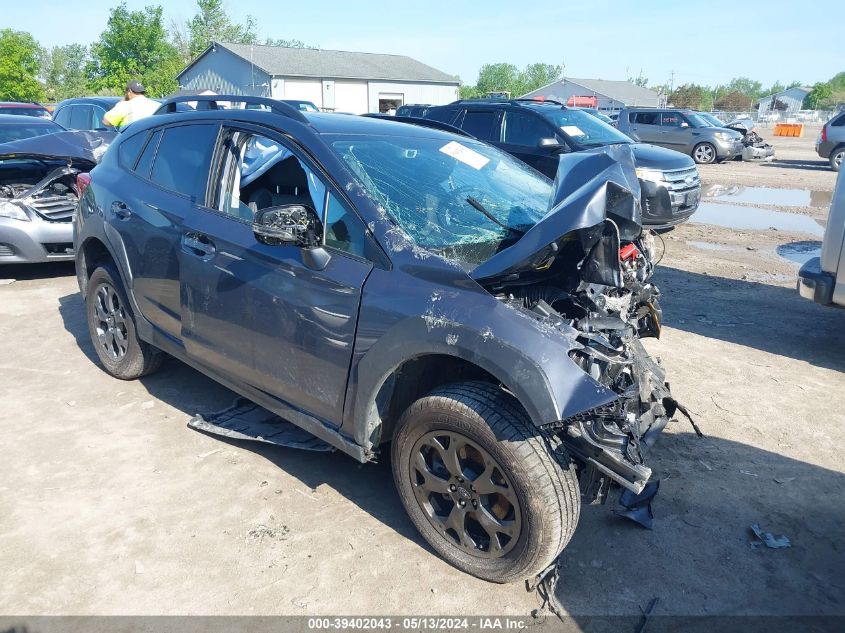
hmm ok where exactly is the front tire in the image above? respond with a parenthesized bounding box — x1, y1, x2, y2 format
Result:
(693, 142, 717, 164)
(830, 146, 844, 172)
(85, 264, 163, 380)
(391, 381, 580, 583)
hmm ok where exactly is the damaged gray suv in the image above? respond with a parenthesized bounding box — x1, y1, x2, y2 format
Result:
(74, 96, 686, 583)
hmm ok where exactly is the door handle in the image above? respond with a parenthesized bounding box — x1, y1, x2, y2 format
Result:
(182, 233, 216, 258)
(111, 201, 131, 220)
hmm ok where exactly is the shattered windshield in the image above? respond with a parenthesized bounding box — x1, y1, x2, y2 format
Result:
(544, 108, 632, 147)
(329, 134, 552, 265)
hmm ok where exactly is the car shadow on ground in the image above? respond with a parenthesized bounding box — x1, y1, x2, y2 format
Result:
(551, 431, 845, 620)
(55, 286, 845, 620)
(0, 261, 75, 281)
(760, 159, 832, 172)
(56, 290, 428, 551)
(655, 266, 845, 372)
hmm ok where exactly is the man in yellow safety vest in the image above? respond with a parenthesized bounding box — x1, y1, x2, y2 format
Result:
(102, 80, 159, 131)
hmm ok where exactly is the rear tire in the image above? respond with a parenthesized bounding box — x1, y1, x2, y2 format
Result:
(85, 264, 163, 380)
(391, 381, 580, 583)
(693, 142, 717, 164)
(830, 146, 844, 172)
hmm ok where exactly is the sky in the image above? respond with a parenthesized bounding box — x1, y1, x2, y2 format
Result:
(7, 0, 844, 89)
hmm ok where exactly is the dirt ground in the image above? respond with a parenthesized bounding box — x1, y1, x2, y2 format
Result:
(1, 127, 843, 623)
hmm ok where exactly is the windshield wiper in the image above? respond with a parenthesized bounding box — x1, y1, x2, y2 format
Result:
(466, 196, 525, 237)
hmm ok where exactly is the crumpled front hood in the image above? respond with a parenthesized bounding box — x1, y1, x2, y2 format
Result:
(0, 130, 116, 170)
(471, 144, 642, 281)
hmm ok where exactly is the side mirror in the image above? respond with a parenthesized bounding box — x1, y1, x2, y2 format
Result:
(538, 137, 565, 153)
(252, 204, 323, 248)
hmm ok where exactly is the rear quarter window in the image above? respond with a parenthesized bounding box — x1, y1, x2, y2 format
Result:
(118, 132, 149, 170)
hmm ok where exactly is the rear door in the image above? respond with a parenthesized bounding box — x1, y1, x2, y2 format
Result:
(178, 124, 374, 426)
(499, 109, 565, 178)
(627, 111, 662, 144)
(107, 122, 220, 342)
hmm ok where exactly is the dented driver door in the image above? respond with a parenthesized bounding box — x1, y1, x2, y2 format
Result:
(179, 125, 372, 427)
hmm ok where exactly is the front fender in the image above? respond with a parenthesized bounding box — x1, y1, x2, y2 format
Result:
(346, 285, 619, 447)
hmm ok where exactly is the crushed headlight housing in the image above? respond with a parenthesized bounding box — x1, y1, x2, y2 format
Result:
(0, 200, 30, 222)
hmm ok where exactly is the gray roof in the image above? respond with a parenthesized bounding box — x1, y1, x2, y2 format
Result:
(190, 42, 459, 84)
(522, 77, 660, 103)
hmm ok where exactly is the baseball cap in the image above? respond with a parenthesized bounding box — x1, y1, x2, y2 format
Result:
(126, 80, 146, 94)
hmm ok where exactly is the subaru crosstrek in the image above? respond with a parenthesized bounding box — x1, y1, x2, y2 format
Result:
(74, 96, 686, 583)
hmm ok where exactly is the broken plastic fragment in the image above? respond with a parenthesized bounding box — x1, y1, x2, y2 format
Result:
(750, 523, 791, 549)
(615, 480, 660, 529)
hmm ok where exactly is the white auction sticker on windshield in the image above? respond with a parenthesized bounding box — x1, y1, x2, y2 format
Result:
(561, 125, 585, 137)
(439, 141, 489, 170)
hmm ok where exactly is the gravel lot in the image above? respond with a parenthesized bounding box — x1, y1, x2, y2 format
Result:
(1, 126, 843, 622)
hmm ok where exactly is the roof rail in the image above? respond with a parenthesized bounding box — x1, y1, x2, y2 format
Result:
(512, 97, 565, 106)
(362, 113, 475, 138)
(446, 98, 566, 107)
(153, 95, 309, 123)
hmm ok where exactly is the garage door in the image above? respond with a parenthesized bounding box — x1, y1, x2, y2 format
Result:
(334, 81, 368, 114)
(284, 80, 323, 109)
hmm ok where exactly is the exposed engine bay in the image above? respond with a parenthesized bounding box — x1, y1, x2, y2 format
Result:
(481, 220, 699, 505)
(0, 163, 81, 222)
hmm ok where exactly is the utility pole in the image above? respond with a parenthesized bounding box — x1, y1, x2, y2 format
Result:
(669, 70, 675, 94)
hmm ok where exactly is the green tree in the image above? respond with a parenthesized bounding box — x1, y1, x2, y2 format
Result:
(520, 63, 563, 94)
(43, 44, 89, 102)
(264, 37, 317, 49)
(468, 62, 562, 99)
(186, 0, 257, 58)
(805, 82, 833, 109)
(668, 84, 705, 110)
(0, 29, 44, 102)
(715, 90, 753, 111)
(725, 77, 763, 100)
(87, 3, 181, 97)
(627, 70, 648, 88)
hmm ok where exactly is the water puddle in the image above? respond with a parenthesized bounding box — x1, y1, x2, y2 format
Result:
(692, 202, 825, 237)
(701, 184, 832, 208)
(777, 241, 822, 265)
(686, 240, 732, 252)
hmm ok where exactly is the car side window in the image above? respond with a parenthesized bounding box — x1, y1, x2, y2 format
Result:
(69, 106, 90, 130)
(832, 114, 845, 127)
(425, 108, 458, 124)
(325, 193, 367, 258)
(459, 110, 500, 141)
(134, 130, 161, 179)
(502, 111, 551, 147)
(150, 124, 219, 203)
(91, 106, 107, 129)
(118, 132, 149, 170)
(53, 107, 71, 128)
(632, 112, 660, 125)
(216, 131, 327, 223)
(661, 112, 683, 127)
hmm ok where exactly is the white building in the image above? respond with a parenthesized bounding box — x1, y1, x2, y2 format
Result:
(757, 86, 812, 117)
(521, 77, 663, 112)
(177, 42, 460, 114)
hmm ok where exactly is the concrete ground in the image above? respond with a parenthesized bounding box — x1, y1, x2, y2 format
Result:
(1, 127, 843, 621)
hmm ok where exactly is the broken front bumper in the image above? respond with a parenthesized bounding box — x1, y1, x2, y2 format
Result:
(548, 339, 696, 498)
(0, 213, 75, 264)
